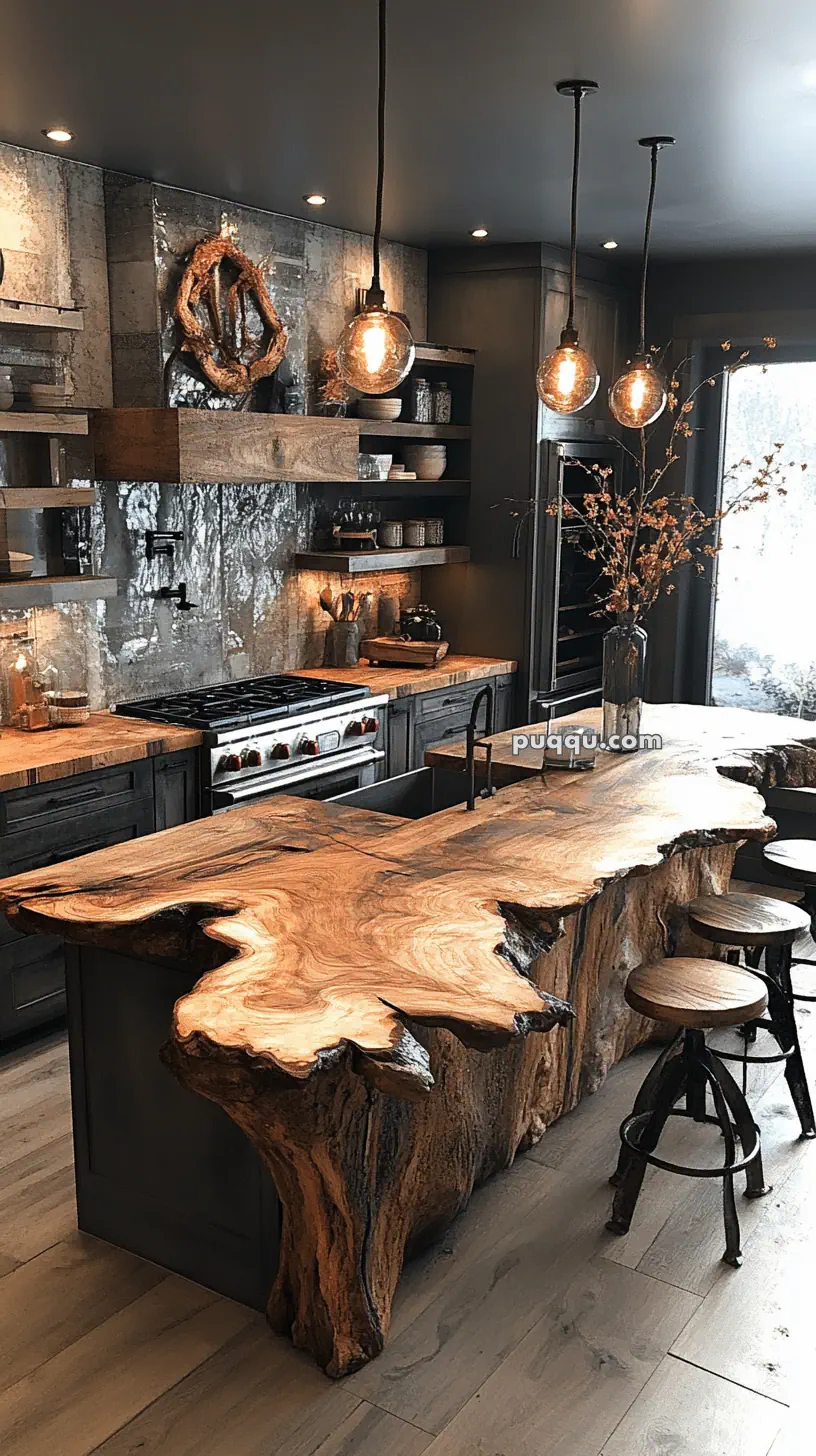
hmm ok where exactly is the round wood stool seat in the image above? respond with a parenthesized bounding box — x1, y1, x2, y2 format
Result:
(625, 957, 768, 1030)
(687, 892, 810, 948)
(764, 839, 816, 886)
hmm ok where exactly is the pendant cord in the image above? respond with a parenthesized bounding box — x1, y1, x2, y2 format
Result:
(638, 143, 659, 356)
(566, 88, 582, 333)
(371, 0, 387, 292)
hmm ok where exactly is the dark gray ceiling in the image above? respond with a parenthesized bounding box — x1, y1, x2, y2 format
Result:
(2, 0, 815, 256)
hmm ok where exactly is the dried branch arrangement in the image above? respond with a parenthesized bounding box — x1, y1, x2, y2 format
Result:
(544, 342, 807, 623)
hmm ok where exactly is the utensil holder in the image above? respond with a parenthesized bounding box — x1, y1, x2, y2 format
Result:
(324, 621, 360, 668)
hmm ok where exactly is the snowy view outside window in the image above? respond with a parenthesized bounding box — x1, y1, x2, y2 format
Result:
(712, 361, 816, 718)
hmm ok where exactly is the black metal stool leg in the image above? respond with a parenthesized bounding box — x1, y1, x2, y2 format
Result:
(741, 946, 763, 1049)
(766, 943, 816, 1139)
(609, 1030, 684, 1188)
(607, 1054, 688, 1236)
(700, 1045, 770, 1200)
(703, 1064, 744, 1267)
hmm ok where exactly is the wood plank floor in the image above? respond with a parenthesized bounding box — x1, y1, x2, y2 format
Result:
(1, 991, 814, 1455)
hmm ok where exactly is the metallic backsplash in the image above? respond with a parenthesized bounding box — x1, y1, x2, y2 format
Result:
(2, 158, 427, 707)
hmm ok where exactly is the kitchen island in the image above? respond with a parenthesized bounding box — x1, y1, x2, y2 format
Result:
(0, 703, 814, 1378)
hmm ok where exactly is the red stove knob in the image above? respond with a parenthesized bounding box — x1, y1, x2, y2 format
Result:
(301, 738, 320, 756)
(242, 748, 262, 768)
(269, 742, 291, 760)
(219, 752, 241, 773)
(362, 716, 380, 735)
(346, 719, 365, 737)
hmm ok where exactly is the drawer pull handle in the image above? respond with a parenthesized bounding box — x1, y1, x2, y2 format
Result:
(45, 785, 105, 810)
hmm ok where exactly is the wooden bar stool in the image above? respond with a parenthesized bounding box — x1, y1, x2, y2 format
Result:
(608, 958, 770, 1268)
(686, 891, 815, 1138)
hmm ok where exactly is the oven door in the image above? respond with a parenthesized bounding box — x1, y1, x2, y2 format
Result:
(207, 747, 385, 814)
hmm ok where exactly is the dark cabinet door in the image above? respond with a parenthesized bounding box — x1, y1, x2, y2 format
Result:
(386, 699, 412, 779)
(0, 763, 158, 1042)
(153, 750, 200, 831)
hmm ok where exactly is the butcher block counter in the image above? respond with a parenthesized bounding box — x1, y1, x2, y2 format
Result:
(0, 713, 202, 792)
(0, 702, 813, 1378)
(292, 653, 516, 700)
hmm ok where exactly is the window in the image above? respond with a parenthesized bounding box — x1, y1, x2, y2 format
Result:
(711, 360, 816, 717)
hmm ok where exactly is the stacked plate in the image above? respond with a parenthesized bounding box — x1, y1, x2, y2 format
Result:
(403, 444, 447, 481)
(357, 398, 402, 421)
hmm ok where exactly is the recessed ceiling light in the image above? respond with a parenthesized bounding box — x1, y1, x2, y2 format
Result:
(303, 192, 327, 206)
(602, 239, 618, 250)
(42, 127, 73, 143)
(471, 227, 488, 239)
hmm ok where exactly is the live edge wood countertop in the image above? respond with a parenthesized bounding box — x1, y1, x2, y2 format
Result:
(292, 654, 516, 699)
(0, 714, 202, 792)
(0, 702, 813, 1378)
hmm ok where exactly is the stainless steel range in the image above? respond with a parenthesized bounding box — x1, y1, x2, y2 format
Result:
(111, 675, 389, 814)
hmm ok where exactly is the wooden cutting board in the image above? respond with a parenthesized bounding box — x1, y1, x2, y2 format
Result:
(360, 636, 449, 667)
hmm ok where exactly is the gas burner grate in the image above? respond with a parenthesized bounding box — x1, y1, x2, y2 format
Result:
(111, 674, 370, 730)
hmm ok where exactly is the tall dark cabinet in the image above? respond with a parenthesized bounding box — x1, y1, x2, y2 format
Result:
(422, 243, 632, 723)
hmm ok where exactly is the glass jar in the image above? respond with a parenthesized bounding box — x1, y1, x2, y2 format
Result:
(423, 517, 444, 546)
(403, 519, 426, 547)
(602, 614, 648, 749)
(411, 377, 432, 424)
(432, 381, 452, 424)
(3, 640, 55, 731)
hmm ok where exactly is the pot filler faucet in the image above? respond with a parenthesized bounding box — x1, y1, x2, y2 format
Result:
(465, 684, 497, 811)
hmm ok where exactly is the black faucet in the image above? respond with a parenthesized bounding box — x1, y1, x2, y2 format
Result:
(465, 683, 496, 811)
(158, 582, 197, 612)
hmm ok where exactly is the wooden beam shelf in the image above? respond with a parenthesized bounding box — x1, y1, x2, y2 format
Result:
(0, 575, 117, 608)
(92, 408, 359, 484)
(294, 546, 470, 573)
(414, 344, 476, 367)
(0, 411, 89, 437)
(0, 488, 97, 510)
(357, 421, 470, 439)
(0, 300, 84, 331)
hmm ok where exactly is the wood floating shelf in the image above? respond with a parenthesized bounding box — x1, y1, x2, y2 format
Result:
(0, 299, 84, 331)
(413, 344, 476, 367)
(357, 421, 470, 439)
(295, 545, 470, 574)
(91, 408, 359, 484)
(295, 544, 470, 573)
(0, 488, 97, 510)
(0, 411, 89, 437)
(0, 575, 117, 608)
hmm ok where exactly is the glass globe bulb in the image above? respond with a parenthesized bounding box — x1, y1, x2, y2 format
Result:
(609, 356, 667, 428)
(536, 330, 600, 414)
(336, 308, 415, 395)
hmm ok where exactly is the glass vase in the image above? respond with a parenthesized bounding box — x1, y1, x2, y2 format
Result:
(602, 614, 647, 750)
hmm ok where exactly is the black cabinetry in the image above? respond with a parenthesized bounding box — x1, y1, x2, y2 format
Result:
(386, 674, 515, 778)
(0, 749, 199, 1040)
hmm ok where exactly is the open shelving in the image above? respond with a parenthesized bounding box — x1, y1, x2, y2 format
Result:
(294, 546, 470, 574)
(0, 411, 89, 436)
(0, 575, 117, 608)
(0, 488, 97, 509)
(0, 300, 84, 331)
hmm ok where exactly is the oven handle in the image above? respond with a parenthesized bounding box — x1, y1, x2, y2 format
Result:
(209, 747, 386, 808)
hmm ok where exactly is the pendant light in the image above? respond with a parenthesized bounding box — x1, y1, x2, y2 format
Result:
(536, 80, 600, 414)
(336, 0, 415, 395)
(609, 136, 675, 429)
